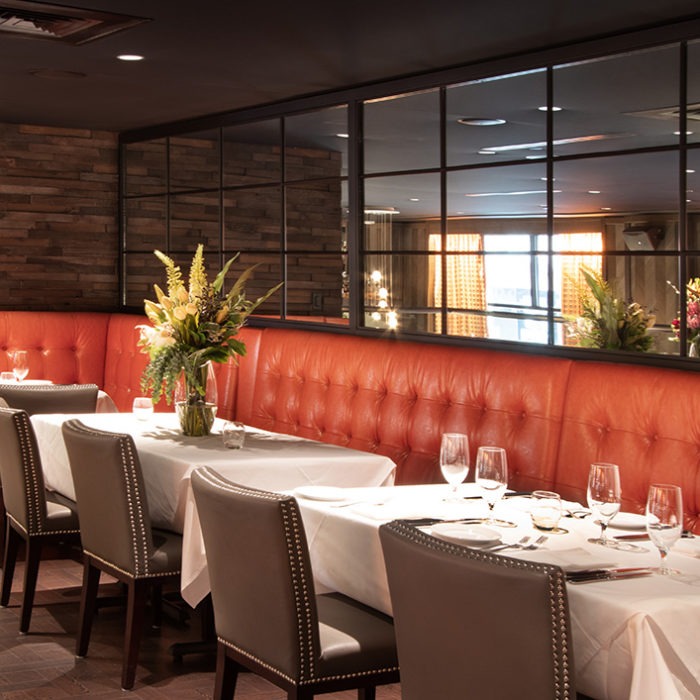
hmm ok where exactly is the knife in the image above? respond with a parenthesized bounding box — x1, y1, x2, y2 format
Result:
(566, 567, 654, 583)
(462, 491, 532, 501)
(614, 531, 695, 541)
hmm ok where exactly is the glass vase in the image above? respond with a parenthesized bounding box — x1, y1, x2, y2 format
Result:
(174, 361, 218, 436)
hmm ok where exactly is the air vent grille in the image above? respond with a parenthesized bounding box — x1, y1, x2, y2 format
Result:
(0, 1, 148, 45)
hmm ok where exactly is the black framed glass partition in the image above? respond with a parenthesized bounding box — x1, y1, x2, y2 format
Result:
(121, 19, 700, 365)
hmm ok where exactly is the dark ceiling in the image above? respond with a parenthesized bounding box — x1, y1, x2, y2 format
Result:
(3, 0, 700, 133)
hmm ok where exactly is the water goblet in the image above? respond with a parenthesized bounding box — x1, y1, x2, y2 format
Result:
(587, 462, 621, 547)
(646, 483, 683, 575)
(132, 396, 154, 420)
(475, 446, 508, 524)
(222, 421, 246, 449)
(439, 433, 470, 501)
(11, 350, 28, 382)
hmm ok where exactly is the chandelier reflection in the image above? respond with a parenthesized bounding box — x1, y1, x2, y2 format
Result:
(364, 206, 399, 330)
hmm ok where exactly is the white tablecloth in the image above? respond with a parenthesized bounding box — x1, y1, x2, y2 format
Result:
(30, 412, 397, 607)
(296, 483, 700, 700)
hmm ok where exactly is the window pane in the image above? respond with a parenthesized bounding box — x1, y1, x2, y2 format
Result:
(169, 129, 220, 192)
(285, 106, 348, 180)
(364, 89, 440, 173)
(224, 186, 281, 252)
(689, 40, 700, 146)
(223, 119, 281, 187)
(553, 45, 681, 155)
(170, 193, 220, 250)
(446, 70, 546, 167)
(286, 253, 345, 319)
(286, 179, 345, 251)
(124, 196, 166, 252)
(124, 138, 166, 196)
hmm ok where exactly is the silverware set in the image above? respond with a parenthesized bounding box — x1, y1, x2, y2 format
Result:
(566, 567, 655, 583)
(485, 534, 548, 552)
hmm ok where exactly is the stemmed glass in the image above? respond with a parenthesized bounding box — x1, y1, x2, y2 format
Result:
(587, 462, 621, 547)
(439, 433, 470, 502)
(475, 446, 508, 525)
(646, 484, 683, 575)
(11, 351, 28, 382)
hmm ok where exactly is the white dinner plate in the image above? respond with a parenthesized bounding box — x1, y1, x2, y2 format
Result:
(293, 485, 348, 502)
(608, 512, 647, 530)
(430, 523, 501, 547)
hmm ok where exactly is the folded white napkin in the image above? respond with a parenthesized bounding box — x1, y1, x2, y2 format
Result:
(511, 547, 618, 572)
(351, 502, 428, 522)
(673, 539, 700, 559)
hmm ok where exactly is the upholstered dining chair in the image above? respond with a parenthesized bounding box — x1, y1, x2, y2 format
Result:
(379, 519, 577, 700)
(61, 419, 182, 691)
(190, 467, 400, 700)
(0, 383, 99, 415)
(0, 407, 81, 633)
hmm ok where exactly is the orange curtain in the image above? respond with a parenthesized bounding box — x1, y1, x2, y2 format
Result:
(429, 234, 487, 337)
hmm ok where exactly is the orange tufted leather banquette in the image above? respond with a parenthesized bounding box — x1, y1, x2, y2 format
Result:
(1, 311, 699, 531)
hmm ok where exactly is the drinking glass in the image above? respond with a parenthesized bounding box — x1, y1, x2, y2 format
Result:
(587, 462, 621, 547)
(11, 350, 28, 382)
(475, 446, 508, 524)
(439, 433, 470, 501)
(222, 421, 246, 449)
(530, 490, 562, 531)
(132, 396, 154, 420)
(646, 483, 683, 575)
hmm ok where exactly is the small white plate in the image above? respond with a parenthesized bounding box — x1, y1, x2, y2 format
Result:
(431, 523, 501, 547)
(293, 485, 348, 502)
(609, 512, 647, 530)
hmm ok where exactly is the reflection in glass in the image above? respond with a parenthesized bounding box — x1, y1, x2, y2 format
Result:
(685, 39, 700, 146)
(286, 179, 344, 251)
(286, 254, 345, 320)
(285, 105, 348, 179)
(364, 89, 440, 173)
(554, 45, 680, 155)
(169, 129, 220, 191)
(446, 70, 546, 167)
(124, 197, 166, 252)
(224, 186, 282, 252)
(169, 193, 220, 251)
(124, 138, 167, 196)
(223, 119, 281, 187)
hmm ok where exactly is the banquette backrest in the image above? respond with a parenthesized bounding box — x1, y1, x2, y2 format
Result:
(236, 328, 574, 487)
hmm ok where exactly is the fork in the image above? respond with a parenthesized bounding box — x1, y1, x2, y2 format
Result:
(486, 535, 531, 552)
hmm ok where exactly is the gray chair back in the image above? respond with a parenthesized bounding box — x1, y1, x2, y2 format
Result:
(379, 519, 576, 700)
(191, 467, 321, 681)
(0, 384, 99, 415)
(0, 407, 52, 534)
(61, 419, 157, 576)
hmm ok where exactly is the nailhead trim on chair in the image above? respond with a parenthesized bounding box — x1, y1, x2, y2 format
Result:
(63, 421, 155, 577)
(385, 519, 573, 700)
(7, 512, 79, 538)
(195, 466, 400, 686)
(12, 411, 50, 536)
(83, 549, 180, 579)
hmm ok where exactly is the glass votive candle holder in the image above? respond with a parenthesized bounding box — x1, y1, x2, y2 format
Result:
(132, 396, 154, 420)
(0, 371, 16, 383)
(222, 421, 246, 449)
(530, 490, 563, 531)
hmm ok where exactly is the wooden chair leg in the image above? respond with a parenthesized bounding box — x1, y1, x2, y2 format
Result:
(151, 583, 162, 629)
(214, 642, 239, 700)
(0, 524, 20, 607)
(121, 579, 149, 690)
(19, 538, 42, 633)
(76, 561, 101, 658)
(359, 688, 377, 700)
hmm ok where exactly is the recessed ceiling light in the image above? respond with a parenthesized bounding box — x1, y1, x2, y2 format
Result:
(478, 149, 497, 155)
(588, 190, 601, 194)
(458, 117, 507, 126)
(117, 54, 144, 61)
(601, 207, 612, 211)
(538, 105, 563, 112)
(336, 133, 349, 138)
(408, 197, 420, 202)
(687, 169, 696, 174)
(674, 130, 693, 136)
(540, 177, 555, 181)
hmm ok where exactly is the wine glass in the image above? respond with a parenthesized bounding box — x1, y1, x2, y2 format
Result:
(132, 396, 154, 421)
(475, 446, 508, 524)
(439, 433, 470, 501)
(587, 462, 621, 547)
(11, 351, 28, 382)
(646, 484, 683, 575)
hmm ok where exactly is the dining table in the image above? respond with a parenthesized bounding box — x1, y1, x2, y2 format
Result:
(29, 412, 397, 607)
(295, 482, 700, 700)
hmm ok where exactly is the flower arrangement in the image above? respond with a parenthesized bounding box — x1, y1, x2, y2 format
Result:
(138, 245, 281, 433)
(575, 266, 655, 352)
(669, 277, 700, 355)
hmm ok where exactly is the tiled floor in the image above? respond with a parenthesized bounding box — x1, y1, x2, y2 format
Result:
(0, 557, 402, 699)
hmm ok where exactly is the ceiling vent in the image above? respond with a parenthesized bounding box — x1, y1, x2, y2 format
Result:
(0, 1, 149, 45)
(627, 103, 700, 122)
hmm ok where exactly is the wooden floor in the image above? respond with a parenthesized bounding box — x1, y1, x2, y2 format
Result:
(0, 557, 402, 699)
